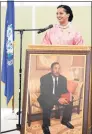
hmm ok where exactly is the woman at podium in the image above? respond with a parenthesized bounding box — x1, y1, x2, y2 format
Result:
(42, 5, 84, 45)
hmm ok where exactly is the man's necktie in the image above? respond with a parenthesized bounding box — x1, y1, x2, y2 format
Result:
(55, 77, 58, 94)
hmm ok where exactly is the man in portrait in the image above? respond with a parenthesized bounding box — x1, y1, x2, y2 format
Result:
(37, 62, 74, 134)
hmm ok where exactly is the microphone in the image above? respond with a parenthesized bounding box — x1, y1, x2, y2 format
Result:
(37, 24, 53, 34)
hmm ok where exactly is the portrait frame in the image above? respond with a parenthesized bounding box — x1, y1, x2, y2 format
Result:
(21, 45, 91, 134)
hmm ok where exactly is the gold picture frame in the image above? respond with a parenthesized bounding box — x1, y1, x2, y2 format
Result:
(21, 45, 91, 134)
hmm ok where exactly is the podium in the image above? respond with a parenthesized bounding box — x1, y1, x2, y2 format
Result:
(21, 45, 91, 134)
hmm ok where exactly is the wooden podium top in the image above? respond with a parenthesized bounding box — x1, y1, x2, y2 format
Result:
(28, 45, 91, 51)
(27, 45, 91, 55)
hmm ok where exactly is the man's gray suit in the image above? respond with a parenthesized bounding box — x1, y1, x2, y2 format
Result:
(37, 72, 73, 126)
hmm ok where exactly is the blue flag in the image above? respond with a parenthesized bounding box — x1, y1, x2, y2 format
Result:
(1, 0, 15, 104)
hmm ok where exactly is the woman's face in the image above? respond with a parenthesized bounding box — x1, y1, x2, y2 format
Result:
(56, 7, 69, 24)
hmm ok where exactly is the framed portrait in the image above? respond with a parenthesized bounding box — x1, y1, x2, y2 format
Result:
(21, 46, 91, 134)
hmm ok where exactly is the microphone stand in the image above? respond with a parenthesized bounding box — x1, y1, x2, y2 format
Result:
(1, 28, 41, 134)
(14, 28, 40, 130)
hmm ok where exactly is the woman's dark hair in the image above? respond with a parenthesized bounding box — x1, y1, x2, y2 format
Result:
(57, 5, 73, 22)
(51, 62, 59, 69)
